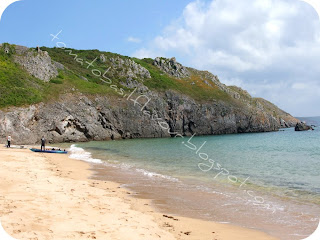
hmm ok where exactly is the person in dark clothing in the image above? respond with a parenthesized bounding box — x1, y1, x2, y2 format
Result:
(7, 135, 11, 148)
(41, 136, 46, 151)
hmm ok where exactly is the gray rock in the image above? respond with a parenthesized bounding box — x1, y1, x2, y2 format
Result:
(119, 79, 149, 92)
(13, 47, 58, 82)
(295, 122, 313, 131)
(100, 54, 106, 63)
(53, 61, 64, 70)
(14, 45, 29, 55)
(153, 57, 190, 78)
(0, 91, 299, 145)
(79, 76, 88, 81)
(110, 56, 151, 80)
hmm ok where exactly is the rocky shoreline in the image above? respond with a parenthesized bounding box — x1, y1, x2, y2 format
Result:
(0, 91, 298, 145)
(295, 122, 314, 131)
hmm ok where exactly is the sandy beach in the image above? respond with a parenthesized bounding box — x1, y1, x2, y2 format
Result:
(0, 146, 279, 240)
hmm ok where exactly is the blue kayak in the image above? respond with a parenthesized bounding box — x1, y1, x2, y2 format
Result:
(30, 148, 68, 154)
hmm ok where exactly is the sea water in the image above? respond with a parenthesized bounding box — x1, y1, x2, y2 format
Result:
(69, 117, 320, 240)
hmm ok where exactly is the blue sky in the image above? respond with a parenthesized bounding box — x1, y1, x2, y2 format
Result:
(1, 0, 320, 117)
(0, 0, 196, 54)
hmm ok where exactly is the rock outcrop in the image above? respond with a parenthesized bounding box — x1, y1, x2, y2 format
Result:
(295, 122, 313, 131)
(100, 54, 106, 63)
(106, 56, 151, 92)
(153, 57, 190, 78)
(13, 46, 59, 82)
(110, 56, 151, 79)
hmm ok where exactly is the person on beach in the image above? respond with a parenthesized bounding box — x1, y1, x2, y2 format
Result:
(41, 136, 46, 151)
(7, 135, 11, 148)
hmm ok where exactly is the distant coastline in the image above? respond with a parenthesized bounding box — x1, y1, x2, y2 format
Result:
(295, 116, 320, 126)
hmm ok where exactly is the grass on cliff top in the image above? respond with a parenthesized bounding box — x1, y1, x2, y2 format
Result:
(41, 47, 133, 95)
(0, 45, 235, 109)
(0, 52, 115, 109)
(133, 58, 232, 102)
(0, 46, 126, 108)
(41, 47, 234, 103)
(0, 54, 45, 108)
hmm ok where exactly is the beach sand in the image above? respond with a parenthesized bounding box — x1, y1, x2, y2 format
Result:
(0, 146, 279, 240)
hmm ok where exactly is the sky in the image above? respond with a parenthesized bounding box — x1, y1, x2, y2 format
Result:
(0, 0, 319, 117)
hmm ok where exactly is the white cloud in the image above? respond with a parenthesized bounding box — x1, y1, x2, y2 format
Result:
(132, 0, 320, 116)
(127, 36, 141, 43)
(292, 82, 308, 90)
(132, 48, 162, 59)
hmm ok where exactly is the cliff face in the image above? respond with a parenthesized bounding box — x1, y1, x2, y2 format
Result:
(0, 92, 298, 145)
(0, 44, 299, 144)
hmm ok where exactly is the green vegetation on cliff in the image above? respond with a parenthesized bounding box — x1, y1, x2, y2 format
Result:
(133, 58, 231, 102)
(0, 43, 293, 127)
(0, 44, 236, 108)
(42, 47, 232, 102)
(0, 48, 44, 107)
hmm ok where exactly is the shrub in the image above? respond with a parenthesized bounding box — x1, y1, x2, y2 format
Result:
(50, 79, 63, 84)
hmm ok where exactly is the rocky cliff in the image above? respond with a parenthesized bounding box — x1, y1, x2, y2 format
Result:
(0, 44, 299, 144)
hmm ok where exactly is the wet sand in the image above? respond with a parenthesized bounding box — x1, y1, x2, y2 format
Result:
(91, 161, 319, 240)
(0, 146, 278, 240)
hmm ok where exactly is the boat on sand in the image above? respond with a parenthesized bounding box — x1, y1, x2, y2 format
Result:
(30, 148, 68, 154)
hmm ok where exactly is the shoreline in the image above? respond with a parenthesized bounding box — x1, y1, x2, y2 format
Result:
(0, 146, 279, 239)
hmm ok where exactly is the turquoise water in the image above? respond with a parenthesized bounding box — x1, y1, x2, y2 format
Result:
(74, 125, 320, 202)
(70, 117, 320, 239)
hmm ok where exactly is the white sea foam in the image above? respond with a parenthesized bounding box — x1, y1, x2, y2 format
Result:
(68, 145, 103, 164)
(68, 145, 178, 182)
(135, 168, 179, 182)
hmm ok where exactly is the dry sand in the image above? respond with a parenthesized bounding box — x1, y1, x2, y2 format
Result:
(0, 146, 279, 240)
